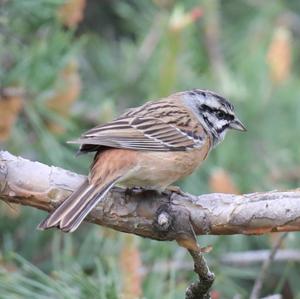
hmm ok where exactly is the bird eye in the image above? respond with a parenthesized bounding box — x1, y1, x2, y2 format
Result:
(215, 111, 226, 119)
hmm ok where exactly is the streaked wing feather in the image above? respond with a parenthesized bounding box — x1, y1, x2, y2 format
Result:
(71, 114, 204, 152)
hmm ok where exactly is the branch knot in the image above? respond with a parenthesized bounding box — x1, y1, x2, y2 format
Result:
(154, 204, 174, 234)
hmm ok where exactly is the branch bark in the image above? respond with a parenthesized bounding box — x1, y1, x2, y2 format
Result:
(185, 249, 214, 299)
(1, 151, 300, 241)
(1, 150, 300, 298)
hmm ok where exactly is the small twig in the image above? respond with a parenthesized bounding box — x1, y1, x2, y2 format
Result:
(185, 249, 215, 299)
(139, 249, 300, 276)
(221, 249, 300, 266)
(249, 233, 288, 299)
(260, 295, 282, 299)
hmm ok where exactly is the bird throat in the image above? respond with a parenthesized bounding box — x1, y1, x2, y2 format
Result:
(201, 113, 226, 147)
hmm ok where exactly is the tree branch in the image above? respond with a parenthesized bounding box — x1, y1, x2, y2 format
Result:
(1, 150, 300, 299)
(1, 151, 300, 241)
(185, 249, 214, 299)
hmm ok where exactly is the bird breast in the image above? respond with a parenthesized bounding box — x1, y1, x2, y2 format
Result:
(119, 140, 211, 190)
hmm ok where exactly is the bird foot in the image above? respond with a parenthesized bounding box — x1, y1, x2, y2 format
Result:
(165, 185, 185, 196)
(124, 186, 144, 196)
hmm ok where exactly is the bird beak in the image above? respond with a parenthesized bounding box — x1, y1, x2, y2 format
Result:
(229, 118, 247, 132)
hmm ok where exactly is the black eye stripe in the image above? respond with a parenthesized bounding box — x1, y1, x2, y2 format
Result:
(222, 114, 234, 121)
(200, 104, 214, 113)
(200, 104, 234, 121)
(202, 114, 214, 129)
(201, 104, 224, 114)
(217, 123, 230, 133)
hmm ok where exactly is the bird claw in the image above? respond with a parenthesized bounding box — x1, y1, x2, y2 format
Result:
(125, 186, 145, 194)
(165, 185, 185, 196)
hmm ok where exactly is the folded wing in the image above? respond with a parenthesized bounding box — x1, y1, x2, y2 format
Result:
(70, 115, 205, 153)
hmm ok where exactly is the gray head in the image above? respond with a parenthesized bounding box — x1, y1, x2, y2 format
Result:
(182, 89, 246, 146)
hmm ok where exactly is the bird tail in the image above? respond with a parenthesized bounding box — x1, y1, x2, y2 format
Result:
(37, 178, 118, 233)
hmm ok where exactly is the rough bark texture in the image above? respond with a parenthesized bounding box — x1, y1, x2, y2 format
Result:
(1, 150, 300, 244)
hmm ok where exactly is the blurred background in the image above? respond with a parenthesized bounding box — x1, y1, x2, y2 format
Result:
(1, 0, 300, 298)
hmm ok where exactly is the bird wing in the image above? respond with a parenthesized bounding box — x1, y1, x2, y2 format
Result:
(70, 115, 206, 153)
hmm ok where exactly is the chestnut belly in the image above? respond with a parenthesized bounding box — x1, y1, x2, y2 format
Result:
(119, 146, 210, 190)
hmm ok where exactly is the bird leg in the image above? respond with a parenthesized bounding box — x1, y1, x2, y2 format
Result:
(165, 185, 185, 195)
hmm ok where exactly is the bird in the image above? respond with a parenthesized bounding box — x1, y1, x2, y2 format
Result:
(38, 89, 246, 233)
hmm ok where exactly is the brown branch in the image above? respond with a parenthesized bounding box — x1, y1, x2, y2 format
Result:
(1, 150, 300, 298)
(185, 250, 214, 299)
(2, 150, 300, 240)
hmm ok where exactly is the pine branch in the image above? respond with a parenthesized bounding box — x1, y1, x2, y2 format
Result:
(1, 150, 300, 299)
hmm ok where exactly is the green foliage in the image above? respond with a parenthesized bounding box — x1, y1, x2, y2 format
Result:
(1, 0, 300, 298)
